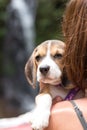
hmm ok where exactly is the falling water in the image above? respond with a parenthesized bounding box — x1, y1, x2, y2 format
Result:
(1, 0, 38, 117)
(10, 0, 37, 54)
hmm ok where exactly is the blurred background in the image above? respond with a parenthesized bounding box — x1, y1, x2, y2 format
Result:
(0, 0, 68, 118)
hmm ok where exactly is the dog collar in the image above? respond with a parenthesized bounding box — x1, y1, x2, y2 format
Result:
(56, 84, 80, 100)
(64, 87, 80, 100)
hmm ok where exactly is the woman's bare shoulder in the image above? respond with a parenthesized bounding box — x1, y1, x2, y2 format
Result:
(52, 98, 87, 113)
(45, 98, 87, 130)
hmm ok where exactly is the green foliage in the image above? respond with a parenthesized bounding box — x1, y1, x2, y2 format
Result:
(0, 0, 9, 75)
(0, 0, 9, 42)
(36, 0, 68, 45)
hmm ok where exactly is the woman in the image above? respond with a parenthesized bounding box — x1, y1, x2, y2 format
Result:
(44, 0, 87, 129)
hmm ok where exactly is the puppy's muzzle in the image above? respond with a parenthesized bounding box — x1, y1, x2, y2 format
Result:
(39, 65, 50, 75)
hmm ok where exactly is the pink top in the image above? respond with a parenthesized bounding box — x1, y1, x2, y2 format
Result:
(0, 123, 32, 130)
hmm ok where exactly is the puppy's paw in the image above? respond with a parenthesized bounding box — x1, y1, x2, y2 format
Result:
(28, 110, 50, 130)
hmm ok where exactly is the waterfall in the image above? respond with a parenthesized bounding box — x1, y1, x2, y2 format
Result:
(10, 0, 37, 54)
(1, 0, 38, 117)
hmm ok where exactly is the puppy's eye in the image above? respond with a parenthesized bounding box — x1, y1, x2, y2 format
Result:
(53, 53, 62, 59)
(35, 55, 41, 61)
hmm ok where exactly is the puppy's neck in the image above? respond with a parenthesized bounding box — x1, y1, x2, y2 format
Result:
(50, 85, 69, 99)
(39, 82, 68, 99)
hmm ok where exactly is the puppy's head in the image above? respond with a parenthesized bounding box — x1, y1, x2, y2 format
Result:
(25, 40, 65, 88)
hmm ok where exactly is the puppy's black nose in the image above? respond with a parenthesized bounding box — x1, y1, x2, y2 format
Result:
(40, 66, 50, 75)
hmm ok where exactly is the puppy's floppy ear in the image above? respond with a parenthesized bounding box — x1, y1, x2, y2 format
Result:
(25, 54, 37, 88)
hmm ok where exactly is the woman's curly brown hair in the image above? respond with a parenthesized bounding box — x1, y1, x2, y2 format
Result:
(62, 0, 87, 90)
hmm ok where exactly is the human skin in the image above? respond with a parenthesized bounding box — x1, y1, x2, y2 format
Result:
(44, 98, 87, 130)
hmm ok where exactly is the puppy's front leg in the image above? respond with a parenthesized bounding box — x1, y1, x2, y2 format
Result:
(29, 93, 52, 130)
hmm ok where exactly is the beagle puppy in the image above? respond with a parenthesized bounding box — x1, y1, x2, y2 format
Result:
(25, 40, 83, 130)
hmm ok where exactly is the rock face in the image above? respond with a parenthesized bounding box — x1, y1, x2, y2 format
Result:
(1, 0, 38, 118)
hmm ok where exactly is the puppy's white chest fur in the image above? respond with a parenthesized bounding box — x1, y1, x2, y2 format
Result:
(50, 86, 68, 99)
